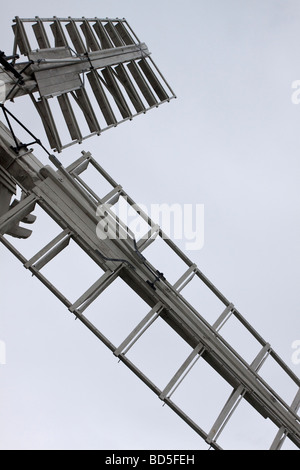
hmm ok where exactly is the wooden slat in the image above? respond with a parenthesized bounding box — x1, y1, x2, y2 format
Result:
(93, 21, 114, 49)
(127, 61, 158, 107)
(138, 58, 169, 102)
(12, 18, 31, 55)
(66, 20, 86, 54)
(114, 64, 145, 113)
(80, 20, 100, 52)
(32, 19, 51, 49)
(50, 19, 69, 47)
(57, 93, 83, 142)
(104, 22, 124, 47)
(101, 67, 132, 119)
(32, 97, 62, 151)
(71, 87, 101, 134)
(87, 70, 117, 126)
(115, 21, 135, 45)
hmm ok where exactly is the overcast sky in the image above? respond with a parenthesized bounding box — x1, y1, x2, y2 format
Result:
(0, 0, 300, 450)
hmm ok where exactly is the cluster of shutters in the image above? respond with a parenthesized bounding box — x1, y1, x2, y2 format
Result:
(12, 17, 175, 152)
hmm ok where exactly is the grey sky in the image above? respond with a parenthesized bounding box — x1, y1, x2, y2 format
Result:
(0, 0, 300, 450)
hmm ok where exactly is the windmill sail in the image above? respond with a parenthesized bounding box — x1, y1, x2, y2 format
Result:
(8, 17, 176, 152)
